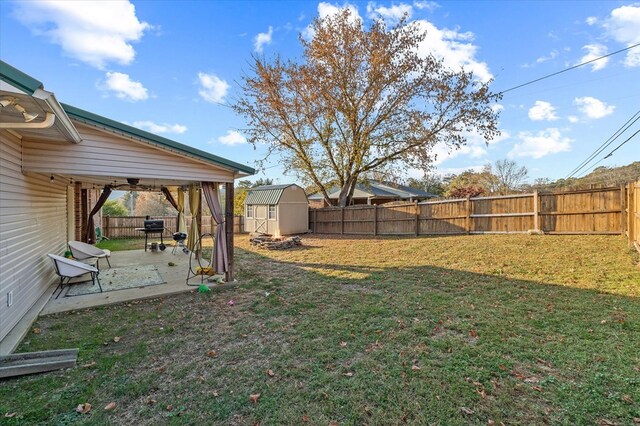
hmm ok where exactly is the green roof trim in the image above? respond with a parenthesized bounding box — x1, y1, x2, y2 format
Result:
(61, 103, 255, 175)
(244, 184, 295, 205)
(0, 61, 43, 95)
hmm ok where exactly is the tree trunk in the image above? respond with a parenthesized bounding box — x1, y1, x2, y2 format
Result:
(337, 176, 358, 207)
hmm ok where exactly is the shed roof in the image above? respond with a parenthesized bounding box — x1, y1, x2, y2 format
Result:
(244, 184, 296, 205)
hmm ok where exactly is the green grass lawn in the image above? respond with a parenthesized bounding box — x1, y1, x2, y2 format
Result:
(2, 235, 639, 425)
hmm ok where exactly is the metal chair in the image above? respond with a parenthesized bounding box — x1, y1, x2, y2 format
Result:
(68, 241, 111, 269)
(48, 254, 102, 299)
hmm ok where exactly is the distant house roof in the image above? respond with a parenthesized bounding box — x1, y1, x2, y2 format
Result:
(244, 184, 296, 205)
(308, 180, 438, 200)
(0, 60, 255, 176)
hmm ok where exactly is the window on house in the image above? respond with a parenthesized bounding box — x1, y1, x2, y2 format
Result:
(268, 205, 276, 220)
(247, 205, 253, 218)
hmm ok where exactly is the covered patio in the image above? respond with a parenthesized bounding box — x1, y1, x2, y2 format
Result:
(41, 245, 234, 316)
(0, 61, 254, 352)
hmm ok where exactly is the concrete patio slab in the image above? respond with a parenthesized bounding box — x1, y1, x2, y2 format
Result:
(40, 249, 230, 316)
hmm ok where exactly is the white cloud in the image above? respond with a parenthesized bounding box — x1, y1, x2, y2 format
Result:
(568, 115, 579, 123)
(102, 72, 148, 101)
(586, 16, 598, 25)
(431, 129, 510, 165)
(528, 101, 559, 121)
(366, 2, 413, 24)
(413, 1, 439, 11)
(302, 2, 362, 39)
(536, 49, 559, 64)
(254, 26, 273, 53)
(578, 44, 609, 71)
(603, 4, 640, 67)
(131, 121, 186, 134)
(574, 96, 615, 119)
(217, 130, 247, 145)
(413, 20, 492, 82)
(434, 165, 485, 176)
(508, 128, 572, 159)
(197, 72, 230, 103)
(12, 0, 150, 69)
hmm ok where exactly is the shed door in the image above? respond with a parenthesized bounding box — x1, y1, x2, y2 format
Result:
(254, 205, 268, 233)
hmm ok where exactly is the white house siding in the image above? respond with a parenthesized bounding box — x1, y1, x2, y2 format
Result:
(22, 124, 235, 183)
(0, 131, 68, 342)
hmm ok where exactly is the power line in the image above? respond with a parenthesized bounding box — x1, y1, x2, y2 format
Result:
(499, 43, 640, 95)
(565, 110, 640, 179)
(576, 129, 639, 178)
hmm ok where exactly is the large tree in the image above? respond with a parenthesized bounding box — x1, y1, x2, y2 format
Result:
(486, 159, 528, 195)
(234, 9, 501, 206)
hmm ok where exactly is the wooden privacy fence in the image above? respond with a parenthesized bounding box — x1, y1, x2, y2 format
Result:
(628, 179, 640, 252)
(310, 185, 630, 236)
(102, 215, 245, 239)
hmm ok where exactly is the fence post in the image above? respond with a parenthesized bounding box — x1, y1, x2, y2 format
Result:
(341, 207, 345, 235)
(415, 201, 419, 236)
(627, 182, 636, 246)
(373, 205, 378, 236)
(533, 190, 539, 232)
(314, 209, 317, 234)
(466, 197, 472, 234)
(105, 215, 110, 239)
(620, 184, 626, 236)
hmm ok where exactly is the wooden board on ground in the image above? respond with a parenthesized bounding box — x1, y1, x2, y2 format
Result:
(0, 348, 79, 379)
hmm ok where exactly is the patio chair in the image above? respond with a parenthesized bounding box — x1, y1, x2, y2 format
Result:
(48, 254, 102, 299)
(68, 241, 111, 269)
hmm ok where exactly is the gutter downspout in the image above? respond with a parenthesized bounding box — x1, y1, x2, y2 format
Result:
(32, 88, 82, 143)
(0, 112, 55, 129)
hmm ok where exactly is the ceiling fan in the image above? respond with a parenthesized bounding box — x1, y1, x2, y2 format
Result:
(109, 178, 156, 191)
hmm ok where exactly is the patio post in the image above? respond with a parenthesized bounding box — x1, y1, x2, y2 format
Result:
(225, 182, 234, 282)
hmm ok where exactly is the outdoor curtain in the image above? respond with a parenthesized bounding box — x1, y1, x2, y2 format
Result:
(201, 182, 229, 273)
(176, 187, 187, 233)
(161, 187, 186, 233)
(85, 186, 112, 244)
(161, 187, 178, 210)
(186, 184, 200, 252)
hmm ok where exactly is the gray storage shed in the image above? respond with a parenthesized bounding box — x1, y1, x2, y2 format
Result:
(244, 184, 309, 236)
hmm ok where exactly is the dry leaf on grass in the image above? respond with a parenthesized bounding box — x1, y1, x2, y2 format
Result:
(113, 336, 121, 343)
(81, 361, 96, 368)
(249, 393, 261, 404)
(469, 330, 478, 338)
(340, 341, 347, 347)
(411, 365, 421, 371)
(622, 394, 635, 403)
(460, 407, 474, 415)
(166, 405, 174, 412)
(147, 399, 156, 405)
(207, 350, 217, 357)
(633, 418, 640, 424)
(75, 403, 91, 414)
(266, 369, 275, 377)
(104, 402, 116, 411)
(4, 412, 17, 418)
(32, 328, 41, 335)
(302, 415, 310, 422)
(598, 419, 617, 426)
(343, 372, 354, 377)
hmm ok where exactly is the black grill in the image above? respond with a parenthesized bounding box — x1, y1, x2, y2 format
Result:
(136, 220, 165, 251)
(144, 219, 164, 231)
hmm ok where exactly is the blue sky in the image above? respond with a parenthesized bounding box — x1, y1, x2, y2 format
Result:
(1, 1, 638, 184)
